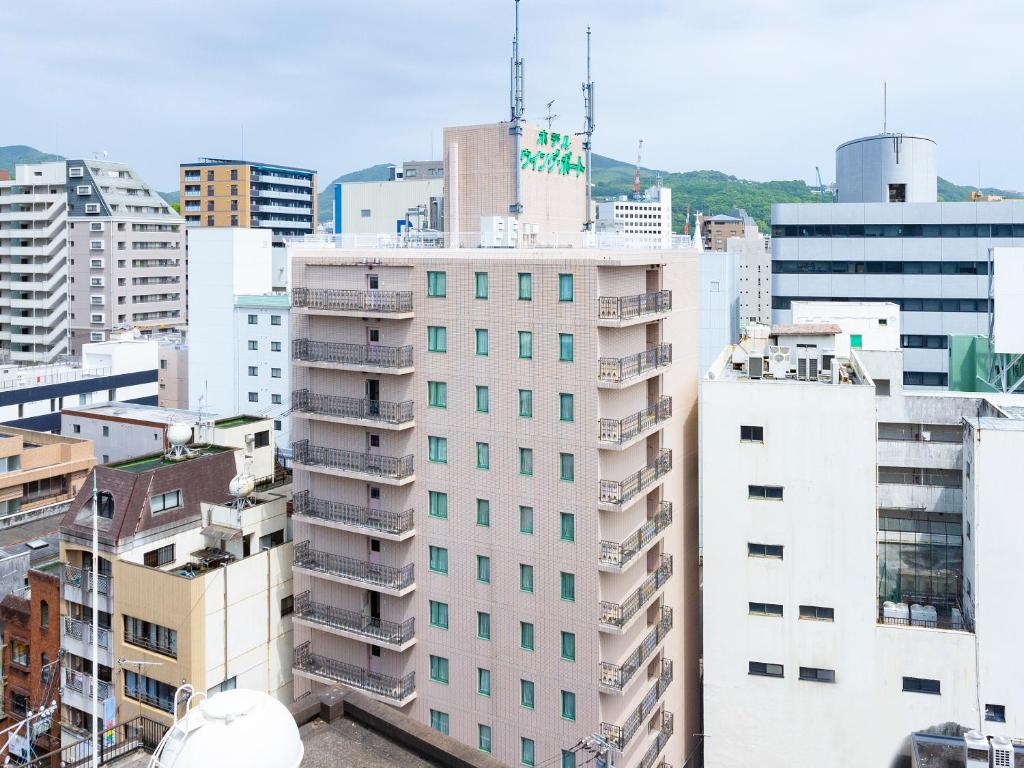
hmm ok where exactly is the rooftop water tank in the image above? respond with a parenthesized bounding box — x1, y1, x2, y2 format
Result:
(166, 421, 192, 447)
(835, 133, 937, 203)
(155, 689, 303, 768)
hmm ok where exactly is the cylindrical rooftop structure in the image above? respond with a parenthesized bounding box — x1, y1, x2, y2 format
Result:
(835, 133, 937, 203)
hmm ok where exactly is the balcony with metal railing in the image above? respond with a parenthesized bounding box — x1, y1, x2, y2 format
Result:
(293, 490, 414, 541)
(600, 554, 673, 632)
(598, 290, 672, 327)
(599, 397, 672, 449)
(62, 669, 114, 713)
(598, 344, 672, 387)
(294, 541, 415, 596)
(293, 591, 416, 651)
(62, 616, 113, 664)
(62, 564, 112, 610)
(124, 631, 179, 659)
(293, 440, 415, 485)
(599, 502, 673, 572)
(599, 606, 673, 692)
(638, 711, 675, 768)
(292, 287, 414, 317)
(600, 658, 673, 751)
(293, 641, 416, 706)
(600, 450, 672, 510)
(292, 389, 414, 430)
(292, 338, 414, 374)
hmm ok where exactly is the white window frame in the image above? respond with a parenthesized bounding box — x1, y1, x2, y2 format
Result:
(90, 277, 104, 287)
(90, 295, 105, 305)
(76, 184, 93, 195)
(89, 240, 103, 250)
(90, 258, 104, 269)
(89, 332, 105, 342)
(89, 222, 104, 232)
(69, 166, 85, 178)
(90, 313, 105, 323)
(84, 203, 101, 214)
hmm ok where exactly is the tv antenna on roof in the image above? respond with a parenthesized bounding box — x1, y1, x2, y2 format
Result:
(544, 100, 558, 130)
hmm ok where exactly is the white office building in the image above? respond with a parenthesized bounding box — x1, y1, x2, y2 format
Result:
(770, 132, 1024, 387)
(596, 187, 673, 249)
(187, 228, 290, 450)
(729, 232, 771, 329)
(702, 303, 1024, 768)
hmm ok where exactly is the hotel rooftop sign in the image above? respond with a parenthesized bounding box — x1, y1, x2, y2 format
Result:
(520, 130, 586, 177)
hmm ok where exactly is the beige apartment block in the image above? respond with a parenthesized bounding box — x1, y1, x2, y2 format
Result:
(287, 243, 699, 768)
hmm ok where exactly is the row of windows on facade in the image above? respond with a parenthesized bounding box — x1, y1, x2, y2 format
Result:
(428, 711, 580, 768)
(772, 260, 990, 275)
(425, 439, 576, 479)
(425, 271, 575, 302)
(426, 547, 576, 598)
(69, 222, 180, 233)
(247, 340, 283, 352)
(248, 314, 283, 325)
(426, 327, 575, 361)
(427, 381, 575, 421)
(428, 494, 577, 539)
(247, 366, 283, 378)
(771, 296, 991, 313)
(772, 223, 1024, 239)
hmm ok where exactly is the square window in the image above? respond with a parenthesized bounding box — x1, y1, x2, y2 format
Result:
(271, 315, 281, 326)
(476, 442, 490, 470)
(518, 273, 532, 300)
(476, 499, 490, 527)
(559, 453, 574, 482)
(518, 331, 533, 359)
(428, 381, 447, 408)
(518, 389, 532, 418)
(476, 555, 491, 583)
(427, 271, 447, 297)
(519, 506, 534, 534)
(271, 394, 282, 405)
(520, 621, 534, 649)
(428, 546, 448, 574)
(248, 392, 258, 403)
(519, 564, 534, 593)
(248, 366, 258, 376)
(247, 314, 257, 325)
(560, 690, 576, 721)
(247, 340, 258, 351)
(558, 273, 574, 301)
(477, 611, 491, 639)
(559, 512, 575, 541)
(478, 723, 492, 753)
(519, 448, 533, 476)
(559, 333, 574, 362)
(478, 668, 491, 696)
(476, 385, 489, 413)
(427, 326, 447, 353)
(520, 679, 535, 709)
(428, 490, 448, 519)
(271, 341, 281, 352)
(985, 704, 1006, 722)
(740, 425, 764, 442)
(559, 393, 574, 422)
(560, 572, 575, 602)
(429, 600, 449, 629)
(850, 334, 863, 348)
(271, 367, 281, 378)
(429, 709, 449, 734)
(560, 631, 575, 661)
(475, 272, 488, 299)
(428, 436, 448, 463)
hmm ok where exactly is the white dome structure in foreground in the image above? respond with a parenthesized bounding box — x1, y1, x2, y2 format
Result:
(151, 688, 303, 768)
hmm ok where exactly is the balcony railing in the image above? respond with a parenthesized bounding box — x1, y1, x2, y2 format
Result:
(600, 502, 673, 569)
(294, 641, 415, 702)
(292, 389, 414, 425)
(600, 554, 673, 629)
(877, 597, 974, 632)
(63, 564, 111, 595)
(294, 541, 415, 592)
(62, 616, 111, 649)
(600, 450, 672, 506)
(124, 687, 175, 713)
(124, 631, 178, 659)
(600, 607, 673, 690)
(293, 490, 414, 536)
(293, 440, 414, 480)
(292, 287, 413, 314)
(294, 591, 415, 646)
(638, 711, 675, 768)
(599, 290, 672, 321)
(292, 338, 414, 369)
(599, 397, 672, 444)
(64, 669, 113, 701)
(601, 658, 673, 750)
(598, 344, 672, 383)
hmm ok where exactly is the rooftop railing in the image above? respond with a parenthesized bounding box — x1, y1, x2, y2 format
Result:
(599, 397, 672, 444)
(292, 338, 414, 370)
(294, 541, 415, 592)
(600, 450, 672, 506)
(600, 554, 673, 629)
(293, 440, 414, 481)
(293, 490, 414, 536)
(23, 715, 167, 767)
(294, 590, 415, 646)
(292, 389, 414, 425)
(294, 640, 415, 702)
(599, 502, 673, 569)
(599, 290, 672, 321)
(292, 287, 413, 313)
(286, 232, 694, 250)
(599, 606, 673, 690)
(600, 659, 674, 750)
(599, 344, 672, 384)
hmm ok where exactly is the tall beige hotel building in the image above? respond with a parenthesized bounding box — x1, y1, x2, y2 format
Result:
(287, 119, 700, 768)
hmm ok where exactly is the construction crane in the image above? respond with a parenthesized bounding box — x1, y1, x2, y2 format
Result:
(633, 139, 644, 199)
(815, 166, 825, 202)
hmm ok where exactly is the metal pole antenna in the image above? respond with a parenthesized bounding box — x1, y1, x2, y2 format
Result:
(91, 469, 99, 768)
(580, 26, 595, 230)
(509, 0, 525, 215)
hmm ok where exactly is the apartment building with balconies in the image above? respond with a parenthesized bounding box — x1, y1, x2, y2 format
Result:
(179, 159, 316, 243)
(0, 162, 69, 364)
(0, 426, 94, 522)
(286, 239, 700, 768)
(56, 415, 293, 742)
(702, 306, 1024, 768)
(65, 160, 184, 353)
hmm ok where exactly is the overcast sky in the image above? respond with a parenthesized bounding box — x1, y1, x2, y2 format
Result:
(5, 0, 1023, 192)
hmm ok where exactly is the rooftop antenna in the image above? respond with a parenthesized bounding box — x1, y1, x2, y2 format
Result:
(883, 81, 887, 134)
(544, 99, 558, 130)
(633, 138, 644, 200)
(508, 0, 525, 215)
(579, 25, 596, 230)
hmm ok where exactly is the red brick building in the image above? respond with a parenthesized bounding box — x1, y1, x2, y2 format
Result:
(0, 567, 61, 761)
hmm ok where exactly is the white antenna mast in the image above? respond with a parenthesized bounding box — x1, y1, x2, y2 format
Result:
(883, 81, 887, 134)
(508, 0, 525, 215)
(580, 26, 595, 230)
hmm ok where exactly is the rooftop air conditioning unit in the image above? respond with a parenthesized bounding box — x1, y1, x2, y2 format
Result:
(748, 356, 763, 379)
(768, 346, 790, 378)
(991, 736, 1013, 768)
(963, 731, 989, 768)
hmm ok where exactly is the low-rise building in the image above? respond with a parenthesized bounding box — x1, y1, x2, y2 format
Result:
(0, 427, 94, 522)
(58, 415, 293, 741)
(697, 212, 744, 251)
